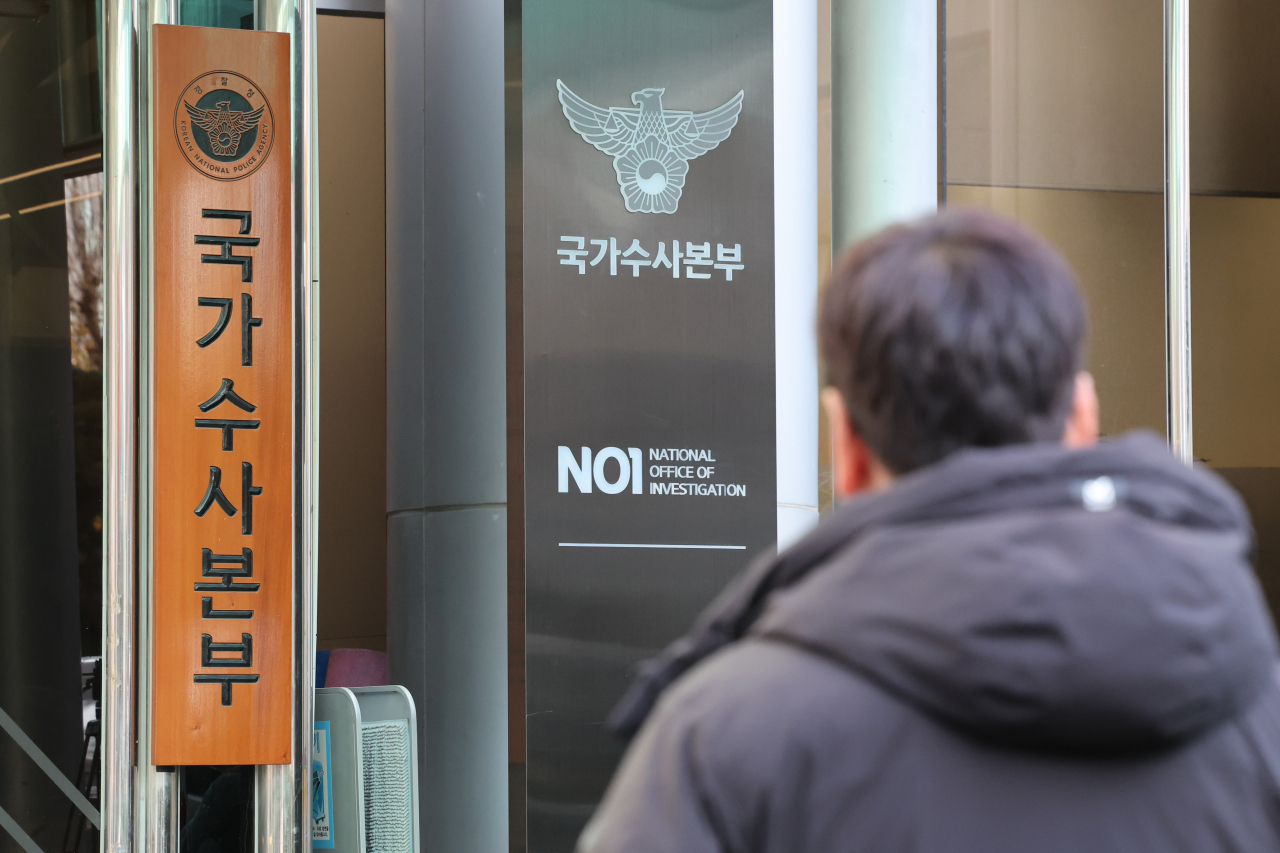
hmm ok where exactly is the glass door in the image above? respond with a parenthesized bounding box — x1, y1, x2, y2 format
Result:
(0, 2, 105, 852)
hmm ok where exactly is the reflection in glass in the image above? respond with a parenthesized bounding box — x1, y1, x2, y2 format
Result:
(0, 2, 103, 852)
(945, 0, 1166, 440)
(1187, 4, 1280, 618)
(53, 0, 102, 149)
(179, 0, 254, 30)
(180, 767, 255, 853)
(65, 173, 103, 374)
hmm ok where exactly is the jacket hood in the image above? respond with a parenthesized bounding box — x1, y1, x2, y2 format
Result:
(610, 432, 1278, 753)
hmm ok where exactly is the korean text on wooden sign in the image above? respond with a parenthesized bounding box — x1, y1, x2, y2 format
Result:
(152, 23, 293, 765)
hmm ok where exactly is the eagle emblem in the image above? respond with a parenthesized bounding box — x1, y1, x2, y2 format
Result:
(185, 100, 266, 158)
(557, 80, 743, 214)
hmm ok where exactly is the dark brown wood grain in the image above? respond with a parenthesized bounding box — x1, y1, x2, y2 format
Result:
(152, 23, 293, 766)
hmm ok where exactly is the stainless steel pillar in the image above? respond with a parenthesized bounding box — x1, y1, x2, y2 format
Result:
(1164, 0, 1192, 463)
(831, 0, 938, 249)
(774, 0, 821, 551)
(385, 0, 509, 847)
(256, 0, 319, 850)
(102, 0, 139, 844)
(135, 0, 179, 846)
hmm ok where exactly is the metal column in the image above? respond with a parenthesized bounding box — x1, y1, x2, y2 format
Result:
(102, 0, 139, 844)
(1164, 0, 1192, 463)
(774, 0, 820, 550)
(384, 0, 509, 847)
(135, 0, 180, 844)
(831, 0, 938, 249)
(255, 0, 320, 849)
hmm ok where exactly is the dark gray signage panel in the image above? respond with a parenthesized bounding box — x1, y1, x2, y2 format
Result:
(523, 1, 775, 848)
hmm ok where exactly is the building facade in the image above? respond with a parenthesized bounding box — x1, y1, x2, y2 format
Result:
(0, 1, 1273, 852)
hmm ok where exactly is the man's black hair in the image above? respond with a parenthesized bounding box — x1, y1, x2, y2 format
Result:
(818, 207, 1087, 474)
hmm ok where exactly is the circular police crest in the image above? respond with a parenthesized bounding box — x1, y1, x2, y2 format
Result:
(174, 71, 275, 181)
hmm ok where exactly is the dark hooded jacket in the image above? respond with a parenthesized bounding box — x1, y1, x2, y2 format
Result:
(578, 433, 1280, 853)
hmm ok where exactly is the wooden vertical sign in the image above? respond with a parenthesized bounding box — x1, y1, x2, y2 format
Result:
(152, 24, 293, 765)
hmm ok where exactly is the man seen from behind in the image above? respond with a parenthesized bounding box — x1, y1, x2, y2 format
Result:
(579, 208, 1280, 853)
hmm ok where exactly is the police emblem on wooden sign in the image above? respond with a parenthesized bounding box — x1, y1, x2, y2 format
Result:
(175, 70, 276, 181)
(152, 23, 293, 766)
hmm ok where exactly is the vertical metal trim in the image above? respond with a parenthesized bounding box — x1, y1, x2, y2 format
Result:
(135, 772, 176, 853)
(102, 0, 138, 849)
(830, 0, 939, 248)
(773, 0, 820, 550)
(256, 0, 317, 850)
(298, 0, 319, 846)
(257, 0, 292, 40)
(937, 0, 946, 205)
(254, 763, 294, 853)
(1164, 0, 1192, 463)
(135, 0, 180, 846)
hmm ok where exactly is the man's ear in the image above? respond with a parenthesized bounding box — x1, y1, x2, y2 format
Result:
(1062, 371, 1100, 449)
(822, 387, 889, 500)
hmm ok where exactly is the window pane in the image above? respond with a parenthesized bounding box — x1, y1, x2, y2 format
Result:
(180, 0, 254, 30)
(0, 3, 104, 852)
(1188, 3, 1280, 617)
(946, 0, 1166, 439)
